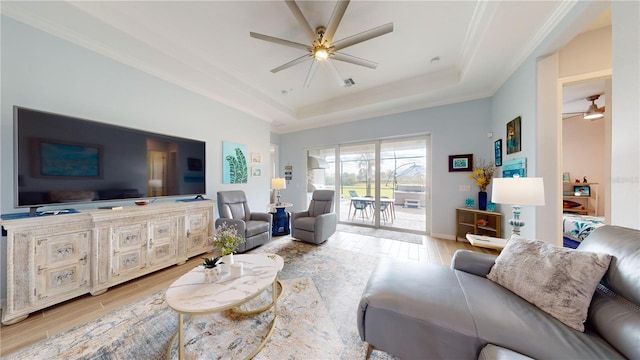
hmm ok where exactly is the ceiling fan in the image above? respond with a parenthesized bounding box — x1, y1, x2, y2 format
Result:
(249, 0, 393, 87)
(562, 94, 605, 120)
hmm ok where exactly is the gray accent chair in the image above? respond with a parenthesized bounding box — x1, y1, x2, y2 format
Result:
(291, 190, 337, 244)
(215, 190, 272, 253)
(357, 225, 640, 359)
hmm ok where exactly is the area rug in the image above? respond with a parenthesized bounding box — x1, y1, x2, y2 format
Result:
(336, 224, 424, 244)
(4, 236, 395, 360)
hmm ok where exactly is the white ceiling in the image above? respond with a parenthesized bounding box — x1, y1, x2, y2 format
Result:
(1, 1, 607, 133)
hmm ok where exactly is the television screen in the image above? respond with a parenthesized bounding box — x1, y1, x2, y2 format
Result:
(14, 106, 206, 209)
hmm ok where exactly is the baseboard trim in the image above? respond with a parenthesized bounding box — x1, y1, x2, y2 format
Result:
(431, 233, 455, 241)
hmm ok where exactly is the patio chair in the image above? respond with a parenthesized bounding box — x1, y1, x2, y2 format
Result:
(349, 190, 360, 198)
(351, 199, 369, 220)
(371, 198, 393, 223)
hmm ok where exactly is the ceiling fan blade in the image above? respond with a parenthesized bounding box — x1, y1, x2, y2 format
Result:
(332, 52, 378, 69)
(250, 32, 310, 51)
(327, 59, 347, 87)
(332, 22, 393, 51)
(562, 113, 582, 120)
(271, 54, 312, 73)
(303, 60, 319, 87)
(285, 0, 317, 43)
(324, 0, 349, 44)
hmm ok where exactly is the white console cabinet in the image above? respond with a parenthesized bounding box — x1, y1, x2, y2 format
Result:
(1, 200, 214, 325)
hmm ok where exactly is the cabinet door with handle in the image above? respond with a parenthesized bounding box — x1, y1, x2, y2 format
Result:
(148, 218, 177, 268)
(111, 223, 148, 280)
(33, 231, 91, 303)
(185, 210, 213, 258)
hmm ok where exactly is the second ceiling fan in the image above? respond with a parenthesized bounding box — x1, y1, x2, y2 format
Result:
(563, 94, 605, 121)
(250, 0, 393, 87)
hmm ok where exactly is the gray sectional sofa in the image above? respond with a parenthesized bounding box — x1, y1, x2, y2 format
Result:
(357, 225, 640, 359)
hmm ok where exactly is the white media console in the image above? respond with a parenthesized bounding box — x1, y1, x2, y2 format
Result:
(1, 200, 215, 325)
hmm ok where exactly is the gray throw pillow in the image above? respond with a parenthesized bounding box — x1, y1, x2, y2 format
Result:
(487, 237, 611, 332)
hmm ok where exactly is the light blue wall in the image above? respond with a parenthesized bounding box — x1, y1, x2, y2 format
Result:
(279, 98, 494, 238)
(1, 16, 272, 301)
(0, 16, 273, 214)
(491, 57, 538, 239)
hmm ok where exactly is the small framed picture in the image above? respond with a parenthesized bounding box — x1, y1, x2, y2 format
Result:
(251, 153, 262, 164)
(573, 185, 590, 196)
(494, 139, 502, 167)
(506, 116, 521, 154)
(252, 167, 262, 177)
(448, 154, 473, 172)
(562, 172, 570, 182)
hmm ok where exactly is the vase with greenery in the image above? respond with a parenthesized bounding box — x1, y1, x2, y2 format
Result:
(202, 256, 222, 281)
(211, 222, 245, 269)
(469, 160, 496, 211)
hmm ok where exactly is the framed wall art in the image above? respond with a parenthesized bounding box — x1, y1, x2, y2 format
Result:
(506, 116, 521, 154)
(251, 153, 262, 164)
(502, 157, 527, 178)
(252, 167, 262, 177)
(494, 139, 502, 166)
(222, 141, 248, 184)
(448, 154, 473, 172)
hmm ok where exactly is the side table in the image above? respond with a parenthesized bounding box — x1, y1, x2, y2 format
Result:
(269, 202, 292, 236)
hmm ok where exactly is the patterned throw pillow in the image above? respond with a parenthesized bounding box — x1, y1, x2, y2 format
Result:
(487, 237, 611, 332)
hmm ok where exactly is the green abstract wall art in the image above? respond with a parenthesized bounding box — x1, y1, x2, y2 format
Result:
(222, 141, 248, 184)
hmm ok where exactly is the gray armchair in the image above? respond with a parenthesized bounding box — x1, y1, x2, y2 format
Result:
(215, 190, 272, 253)
(291, 190, 337, 244)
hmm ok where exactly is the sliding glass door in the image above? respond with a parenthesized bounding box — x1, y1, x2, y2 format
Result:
(336, 136, 429, 233)
(380, 138, 428, 232)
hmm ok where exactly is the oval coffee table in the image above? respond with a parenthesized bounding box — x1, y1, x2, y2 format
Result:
(166, 253, 284, 359)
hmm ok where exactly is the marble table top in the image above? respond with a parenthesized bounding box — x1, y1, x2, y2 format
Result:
(166, 253, 283, 314)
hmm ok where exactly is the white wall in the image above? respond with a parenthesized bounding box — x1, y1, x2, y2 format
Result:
(610, 2, 640, 228)
(1, 16, 272, 300)
(279, 98, 493, 239)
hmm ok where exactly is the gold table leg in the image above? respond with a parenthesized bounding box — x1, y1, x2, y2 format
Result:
(178, 313, 184, 360)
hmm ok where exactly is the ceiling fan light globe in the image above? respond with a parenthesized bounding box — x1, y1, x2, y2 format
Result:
(314, 48, 329, 60)
(583, 112, 603, 120)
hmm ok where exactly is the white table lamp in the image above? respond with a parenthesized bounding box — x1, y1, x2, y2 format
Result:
(271, 178, 286, 205)
(148, 179, 162, 197)
(491, 176, 545, 236)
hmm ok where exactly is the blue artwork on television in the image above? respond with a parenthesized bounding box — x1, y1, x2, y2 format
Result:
(39, 141, 101, 177)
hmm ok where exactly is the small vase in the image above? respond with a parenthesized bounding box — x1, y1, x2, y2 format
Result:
(478, 191, 488, 211)
(204, 267, 219, 282)
(220, 253, 234, 273)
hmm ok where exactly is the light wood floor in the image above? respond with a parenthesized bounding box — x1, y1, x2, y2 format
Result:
(0, 228, 497, 356)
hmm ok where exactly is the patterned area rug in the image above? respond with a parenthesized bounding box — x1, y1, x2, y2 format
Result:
(5, 237, 395, 360)
(336, 224, 424, 244)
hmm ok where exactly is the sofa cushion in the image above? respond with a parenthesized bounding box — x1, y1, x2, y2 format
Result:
(487, 237, 611, 331)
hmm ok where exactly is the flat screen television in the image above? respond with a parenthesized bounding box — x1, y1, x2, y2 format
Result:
(14, 106, 206, 213)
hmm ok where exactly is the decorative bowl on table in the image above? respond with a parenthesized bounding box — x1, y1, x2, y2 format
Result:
(134, 199, 149, 206)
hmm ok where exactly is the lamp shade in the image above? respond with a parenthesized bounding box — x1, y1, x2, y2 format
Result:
(148, 179, 163, 188)
(271, 178, 286, 190)
(491, 177, 545, 206)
